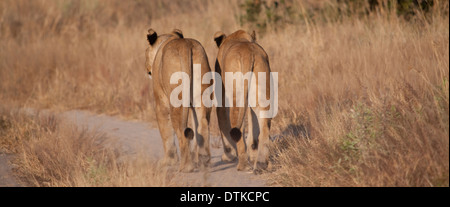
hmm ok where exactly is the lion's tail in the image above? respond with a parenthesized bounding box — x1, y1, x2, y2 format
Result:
(229, 51, 255, 142)
(182, 43, 194, 140)
(182, 106, 194, 140)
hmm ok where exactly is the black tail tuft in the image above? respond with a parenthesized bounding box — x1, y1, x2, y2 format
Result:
(184, 128, 194, 140)
(230, 128, 242, 142)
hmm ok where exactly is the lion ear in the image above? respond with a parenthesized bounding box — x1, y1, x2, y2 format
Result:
(147, 29, 158, 46)
(251, 30, 256, 41)
(214, 31, 226, 47)
(171, 29, 184, 38)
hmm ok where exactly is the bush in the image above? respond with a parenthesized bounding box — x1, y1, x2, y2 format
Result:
(239, 0, 296, 34)
(239, 0, 440, 33)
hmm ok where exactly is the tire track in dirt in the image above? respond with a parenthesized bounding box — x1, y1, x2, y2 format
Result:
(62, 110, 266, 187)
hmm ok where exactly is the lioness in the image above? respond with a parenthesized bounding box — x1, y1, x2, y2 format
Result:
(145, 29, 212, 172)
(213, 30, 272, 172)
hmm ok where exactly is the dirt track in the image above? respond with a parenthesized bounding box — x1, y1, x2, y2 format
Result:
(1, 110, 266, 187)
(0, 154, 21, 187)
(65, 110, 266, 187)
(8, 110, 257, 187)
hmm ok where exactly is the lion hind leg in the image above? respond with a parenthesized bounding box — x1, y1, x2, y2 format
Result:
(217, 107, 237, 162)
(254, 115, 271, 174)
(155, 103, 178, 166)
(170, 107, 195, 173)
(247, 108, 259, 166)
(192, 107, 211, 168)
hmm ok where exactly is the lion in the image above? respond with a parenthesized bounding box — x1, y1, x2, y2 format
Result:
(213, 30, 272, 172)
(145, 28, 212, 172)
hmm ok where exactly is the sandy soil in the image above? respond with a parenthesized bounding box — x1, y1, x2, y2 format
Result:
(0, 154, 21, 187)
(62, 110, 266, 186)
(1, 109, 266, 187)
(0, 109, 266, 187)
(63, 110, 266, 187)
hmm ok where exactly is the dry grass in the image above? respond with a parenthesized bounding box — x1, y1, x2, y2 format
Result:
(0, 106, 175, 187)
(0, 0, 241, 125)
(0, 0, 448, 186)
(261, 4, 449, 186)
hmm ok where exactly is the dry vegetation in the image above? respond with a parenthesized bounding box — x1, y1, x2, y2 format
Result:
(0, 0, 448, 186)
(0, 106, 175, 186)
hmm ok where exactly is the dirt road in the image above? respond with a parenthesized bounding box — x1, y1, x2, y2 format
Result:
(1, 109, 266, 187)
(62, 110, 266, 187)
(0, 154, 21, 187)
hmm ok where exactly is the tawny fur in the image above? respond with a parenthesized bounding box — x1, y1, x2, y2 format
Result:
(145, 29, 212, 172)
(214, 30, 272, 172)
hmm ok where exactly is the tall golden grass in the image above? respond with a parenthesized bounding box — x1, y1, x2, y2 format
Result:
(0, 0, 448, 186)
(261, 3, 449, 186)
